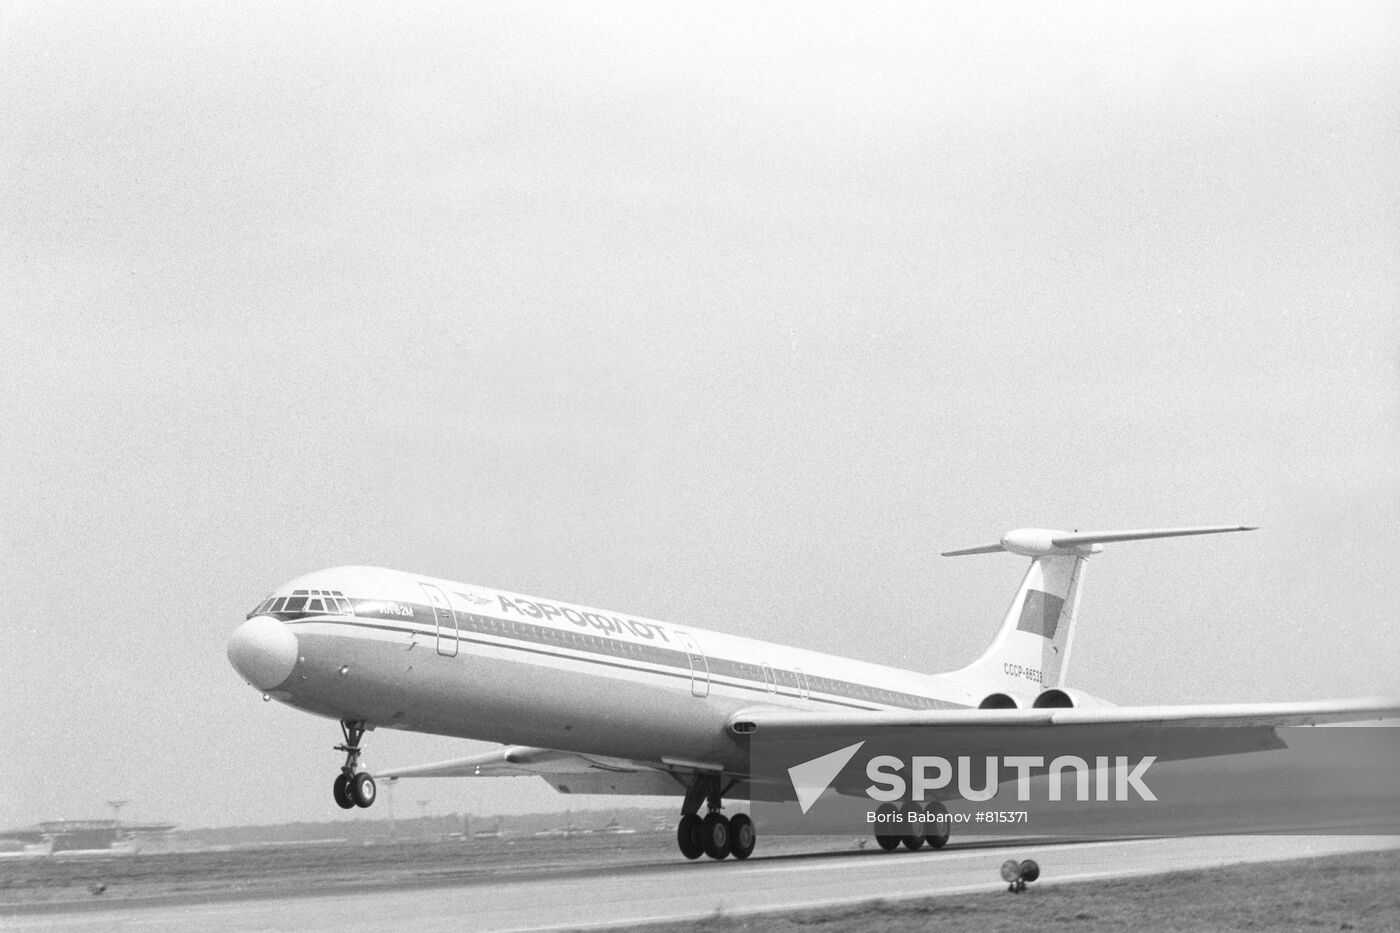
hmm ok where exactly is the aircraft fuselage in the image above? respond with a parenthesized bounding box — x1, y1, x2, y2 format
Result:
(230, 565, 976, 775)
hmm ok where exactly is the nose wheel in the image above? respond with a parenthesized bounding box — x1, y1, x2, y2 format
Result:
(332, 773, 354, 809)
(333, 720, 376, 809)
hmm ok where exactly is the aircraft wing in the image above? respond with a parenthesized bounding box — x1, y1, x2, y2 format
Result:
(729, 696, 1400, 735)
(379, 745, 659, 779)
(378, 746, 726, 797)
(377, 698, 1395, 797)
(731, 696, 1400, 796)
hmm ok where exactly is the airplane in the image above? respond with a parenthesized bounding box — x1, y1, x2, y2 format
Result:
(227, 525, 1398, 861)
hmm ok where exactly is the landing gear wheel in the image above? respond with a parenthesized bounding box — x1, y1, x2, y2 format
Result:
(728, 813, 756, 860)
(677, 814, 704, 860)
(925, 799, 950, 849)
(701, 812, 731, 860)
(332, 773, 354, 810)
(350, 771, 377, 808)
(901, 803, 927, 851)
(333, 720, 374, 810)
(873, 802, 901, 851)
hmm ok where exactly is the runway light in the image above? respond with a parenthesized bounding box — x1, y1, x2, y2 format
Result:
(999, 858, 1040, 893)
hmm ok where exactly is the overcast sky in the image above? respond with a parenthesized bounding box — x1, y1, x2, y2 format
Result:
(3, 2, 1397, 830)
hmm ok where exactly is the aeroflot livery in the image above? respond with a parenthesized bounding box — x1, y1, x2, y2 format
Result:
(227, 526, 1397, 860)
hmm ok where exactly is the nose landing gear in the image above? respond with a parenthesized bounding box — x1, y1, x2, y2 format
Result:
(332, 720, 376, 809)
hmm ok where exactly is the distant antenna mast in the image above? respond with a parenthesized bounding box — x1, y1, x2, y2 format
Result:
(106, 800, 128, 823)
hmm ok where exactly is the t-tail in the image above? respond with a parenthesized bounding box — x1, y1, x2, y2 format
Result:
(944, 525, 1256, 707)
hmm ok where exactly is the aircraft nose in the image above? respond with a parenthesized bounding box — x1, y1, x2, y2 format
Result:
(227, 616, 299, 691)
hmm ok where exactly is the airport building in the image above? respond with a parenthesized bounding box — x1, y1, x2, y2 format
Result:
(0, 819, 176, 857)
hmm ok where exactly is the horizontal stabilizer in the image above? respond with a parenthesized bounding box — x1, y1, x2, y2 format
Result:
(940, 542, 1008, 557)
(1048, 526, 1257, 547)
(942, 525, 1256, 558)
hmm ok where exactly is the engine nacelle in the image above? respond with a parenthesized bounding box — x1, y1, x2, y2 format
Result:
(978, 692, 1022, 710)
(1031, 688, 1114, 709)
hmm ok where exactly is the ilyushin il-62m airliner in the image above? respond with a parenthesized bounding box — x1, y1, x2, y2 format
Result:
(228, 526, 1397, 861)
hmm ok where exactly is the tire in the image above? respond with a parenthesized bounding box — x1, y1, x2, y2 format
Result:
(925, 799, 950, 849)
(701, 812, 730, 860)
(350, 771, 377, 808)
(677, 814, 704, 860)
(728, 813, 756, 860)
(874, 802, 901, 851)
(901, 803, 926, 851)
(333, 773, 355, 809)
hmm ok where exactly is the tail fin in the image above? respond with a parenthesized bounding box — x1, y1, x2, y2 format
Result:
(946, 526, 1255, 699)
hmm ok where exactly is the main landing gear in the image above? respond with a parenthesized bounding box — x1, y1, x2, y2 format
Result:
(332, 720, 377, 810)
(872, 799, 951, 852)
(676, 774, 755, 861)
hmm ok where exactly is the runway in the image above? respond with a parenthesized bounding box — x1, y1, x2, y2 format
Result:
(7, 835, 1397, 932)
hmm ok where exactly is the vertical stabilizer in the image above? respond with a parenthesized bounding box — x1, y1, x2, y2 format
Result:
(943, 525, 1254, 700)
(953, 551, 1087, 695)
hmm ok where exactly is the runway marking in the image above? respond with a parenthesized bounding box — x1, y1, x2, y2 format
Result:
(734, 836, 1164, 876)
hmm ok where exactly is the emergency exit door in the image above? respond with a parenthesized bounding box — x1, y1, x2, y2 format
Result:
(677, 632, 709, 697)
(420, 583, 458, 657)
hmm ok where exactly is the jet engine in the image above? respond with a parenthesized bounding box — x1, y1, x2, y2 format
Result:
(1031, 688, 1114, 709)
(977, 692, 1022, 709)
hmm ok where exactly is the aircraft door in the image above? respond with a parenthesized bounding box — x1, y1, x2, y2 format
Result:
(420, 583, 458, 657)
(677, 633, 709, 698)
(793, 666, 811, 700)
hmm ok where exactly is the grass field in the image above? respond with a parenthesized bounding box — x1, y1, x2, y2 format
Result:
(0, 834, 683, 909)
(618, 848, 1400, 933)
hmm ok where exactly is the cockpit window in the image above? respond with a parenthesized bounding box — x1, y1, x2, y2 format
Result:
(248, 589, 354, 618)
